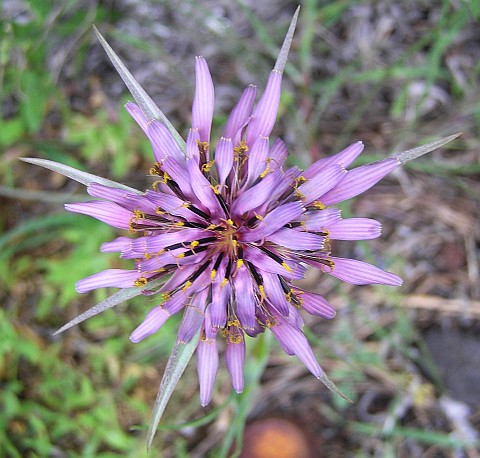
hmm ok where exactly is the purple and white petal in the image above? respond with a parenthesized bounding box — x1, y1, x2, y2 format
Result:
(303, 141, 364, 179)
(147, 120, 185, 163)
(321, 158, 400, 206)
(327, 218, 381, 240)
(130, 306, 170, 343)
(197, 330, 219, 406)
(302, 208, 342, 231)
(186, 128, 201, 162)
(270, 314, 322, 378)
(76, 269, 139, 293)
(296, 164, 347, 204)
(65, 201, 132, 230)
(317, 257, 403, 286)
(269, 138, 288, 171)
(177, 289, 209, 343)
(245, 70, 282, 145)
(223, 84, 257, 141)
(192, 56, 214, 144)
(240, 201, 304, 242)
(101, 237, 131, 253)
(215, 137, 234, 185)
(225, 332, 245, 393)
(293, 289, 336, 319)
(267, 228, 324, 251)
(262, 272, 289, 317)
(233, 265, 256, 330)
(231, 171, 282, 217)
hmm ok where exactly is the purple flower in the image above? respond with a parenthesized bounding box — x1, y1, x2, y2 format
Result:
(29, 10, 458, 416)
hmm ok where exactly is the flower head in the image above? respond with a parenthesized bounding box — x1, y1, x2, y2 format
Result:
(30, 9, 459, 417)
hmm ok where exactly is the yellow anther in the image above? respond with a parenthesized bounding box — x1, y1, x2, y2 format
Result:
(196, 141, 209, 153)
(156, 207, 167, 215)
(236, 259, 244, 269)
(226, 219, 235, 226)
(229, 334, 243, 344)
(144, 252, 152, 260)
(176, 253, 185, 259)
(294, 190, 306, 201)
(190, 240, 200, 248)
(232, 239, 238, 250)
(202, 160, 215, 172)
(227, 319, 240, 327)
(175, 221, 185, 227)
(206, 224, 217, 230)
(255, 213, 264, 221)
(211, 184, 220, 195)
(182, 281, 192, 291)
(134, 277, 148, 287)
(313, 201, 326, 210)
(259, 285, 266, 302)
(210, 269, 217, 281)
(282, 262, 293, 273)
(133, 209, 145, 219)
(221, 278, 228, 287)
(295, 175, 306, 186)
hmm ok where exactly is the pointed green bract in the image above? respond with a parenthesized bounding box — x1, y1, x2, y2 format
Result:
(147, 331, 201, 451)
(393, 132, 462, 164)
(274, 6, 300, 74)
(92, 25, 186, 152)
(20, 157, 142, 194)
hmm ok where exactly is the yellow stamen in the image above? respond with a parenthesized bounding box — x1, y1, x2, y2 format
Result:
(236, 259, 244, 269)
(190, 240, 200, 248)
(221, 278, 228, 287)
(210, 269, 217, 281)
(282, 262, 293, 273)
(182, 281, 192, 291)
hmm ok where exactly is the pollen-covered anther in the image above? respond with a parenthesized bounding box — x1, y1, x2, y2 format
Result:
(229, 333, 244, 344)
(281, 262, 293, 273)
(313, 201, 326, 210)
(202, 160, 215, 173)
(182, 280, 193, 291)
(134, 277, 148, 287)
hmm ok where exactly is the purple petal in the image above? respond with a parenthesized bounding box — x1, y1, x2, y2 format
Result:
(246, 135, 270, 185)
(76, 269, 139, 293)
(225, 332, 245, 393)
(88, 183, 157, 213)
(177, 289, 208, 343)
(209, 279, 230, 328)
(303, 141, 364, 179)
(327, 218, 381, 240)
(147, 120, 185, 163)
(125, 102, 148, 134)
(321, 158, 400, 206)
(302, 208, 342, 231)
(101, 236, 131, 253)
(269, 138, 288, 171)
(192, 56, 214, 143)
(240, 201, 305, 242)
(231, 170, 282, 217)
(223, 84, 257, 142)
(65, 201, 131, 230)
(267, 228, 324, 251)
(270, 314, 322, 378)
(262, 272, 289, 316)
(233, 265, 256, 330)
(130, 306, 170, 343)
(197, 332, 219, 406)
(187, 158, 224, 218)
(243, 245, 306, 280)
(315, 257, 403, 286)
(186, 128, 201, 162)
(294, 289, 336, 319)
(245, 70, 282, 145)
(215, 137, 234, 185)
(296, 164, 347, 204)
